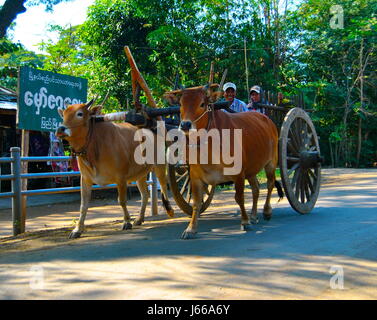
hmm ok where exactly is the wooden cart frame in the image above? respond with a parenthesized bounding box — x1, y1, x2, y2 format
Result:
(99, 47, 323, 216)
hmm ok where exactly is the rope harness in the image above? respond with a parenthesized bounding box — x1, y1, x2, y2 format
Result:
(191, 103, 217, 130)
(69, 117, 96, 164)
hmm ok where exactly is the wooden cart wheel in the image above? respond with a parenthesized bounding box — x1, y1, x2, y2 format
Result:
(168, 163, 215, 216)
(279, 108, 322, 214)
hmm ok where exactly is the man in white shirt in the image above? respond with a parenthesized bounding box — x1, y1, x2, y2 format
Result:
(223, 82, 248, 112)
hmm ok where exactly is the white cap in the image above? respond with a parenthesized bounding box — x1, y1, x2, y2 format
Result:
(223, 82, 237, 91)
(250, 85, 261, 94)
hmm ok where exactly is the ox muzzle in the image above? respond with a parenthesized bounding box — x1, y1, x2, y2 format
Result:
(179, 120, 192, 132)
(56, 125, 70, 138)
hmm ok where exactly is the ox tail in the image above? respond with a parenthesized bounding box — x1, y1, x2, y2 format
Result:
(161, 193, 174, 217)
(275, 180, 284, 201)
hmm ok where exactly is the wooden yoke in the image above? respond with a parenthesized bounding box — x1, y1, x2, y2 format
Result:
(219, 69, 228, 90)
(124, 46, 160, 118)
(208, 61, 215, 85)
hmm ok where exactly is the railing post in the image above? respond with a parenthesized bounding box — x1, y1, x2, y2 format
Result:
(11, 147, 23, 235)
(150, 172, 158, 216)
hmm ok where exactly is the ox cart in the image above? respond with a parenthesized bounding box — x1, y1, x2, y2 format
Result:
(98, 47, 323, 217)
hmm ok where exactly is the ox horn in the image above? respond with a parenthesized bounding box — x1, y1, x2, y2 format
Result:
(92, 94, 100, 105)
(100, 91, 110, 107)
(85, 98, 95, 109)
(86, 94, 102, 110)
(204, 83, 222, 103)
(85, 99, 94, 108)
(163, 89, 182, 106)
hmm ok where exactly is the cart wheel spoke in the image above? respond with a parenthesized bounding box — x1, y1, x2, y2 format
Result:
(176, 170, 188, 183)
(288, 162, 300, 177)
(307, 170, 315, 194)
(308, 168, 317, 180)
(304, 171, 311, 201)
(300, 170, 306, 203)
(287, 156, 300, 163)
(289, 127, 301, 152)
(168, 164, 215, 216)
(287, 140, 300, 157)
(180, 175, 190, 195)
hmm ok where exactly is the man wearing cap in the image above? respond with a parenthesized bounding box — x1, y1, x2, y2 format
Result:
(247, 85, 267, 114)
(222, 82, 248, 113)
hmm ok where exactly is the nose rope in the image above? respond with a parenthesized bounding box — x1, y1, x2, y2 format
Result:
(192, 104, 212, 124)
(66, 118, 96, 163)
(183, 104, 216, 132)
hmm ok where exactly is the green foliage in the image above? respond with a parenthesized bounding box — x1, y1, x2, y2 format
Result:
(0, 38, 44, 90)
(78, 0, 159, 109)
(286, 0, 377, 167)
(1, 0, 376, 167)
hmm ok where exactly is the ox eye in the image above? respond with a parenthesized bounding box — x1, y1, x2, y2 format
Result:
(76, 111, 83, 118)
(200, 103, 205, 108)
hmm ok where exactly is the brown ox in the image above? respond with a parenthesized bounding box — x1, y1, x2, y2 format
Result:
(56, 100, 174, 239)
(165, 85, 281, 239)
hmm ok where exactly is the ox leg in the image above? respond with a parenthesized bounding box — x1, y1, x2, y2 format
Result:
(247, 175, 260, 224)
(69, 177, 92, 239)
(133, 178, 149, 226)
(181, 178, 203, 240)
(118, 183, 133, 230)
(154, 165, 174, 218)
(235, 177, 251, 231)
(263, 162, 276, 221)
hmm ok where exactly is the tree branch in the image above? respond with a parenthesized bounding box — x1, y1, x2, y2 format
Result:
(0, 0, 27, 38)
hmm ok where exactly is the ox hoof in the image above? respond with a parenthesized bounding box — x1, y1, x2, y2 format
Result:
(181, 230, 197, 240)
(69, 231, 82, 239)
(167, 209, 175, 218)
(133, 219, 144, 226)
(250, 215, 259, 225)
(241, 223, 251, 231)
(122, 222, 133, 230)
(263, 214, 272, 221)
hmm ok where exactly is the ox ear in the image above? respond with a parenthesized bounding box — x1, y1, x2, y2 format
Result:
(163, 92, 182, 106)
(58, 108, 64, 119)
(205, 84, 223, 103)
(85, 99, 102, 116)
(88, 105, 103, 116)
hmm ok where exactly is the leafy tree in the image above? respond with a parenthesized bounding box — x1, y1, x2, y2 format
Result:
(4, 0, 375, 167)
(79, 0, 159, 109)
(39, 25, 88, 75)
(285, 0, 377, 167)
(0, 38, 44, 90)
(0, 0, 73, 38)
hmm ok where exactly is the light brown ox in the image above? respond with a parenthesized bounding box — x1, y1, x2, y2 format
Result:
(165, 85, 281, 239)
(56, 100, 174, 239)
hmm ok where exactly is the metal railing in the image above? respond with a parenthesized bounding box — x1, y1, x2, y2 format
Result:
(0, 147, 158, 236)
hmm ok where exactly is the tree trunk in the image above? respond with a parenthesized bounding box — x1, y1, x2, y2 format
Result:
(356, 38, 364, 168)
(329, 140, 334, 168)
(0, 0, 27, 38)
(356, 118, 362, 167)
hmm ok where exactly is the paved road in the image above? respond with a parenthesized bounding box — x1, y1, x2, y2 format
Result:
(0, 169, 376, 299)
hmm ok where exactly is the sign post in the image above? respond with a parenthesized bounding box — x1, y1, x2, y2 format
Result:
(17, 67, 87, 234)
